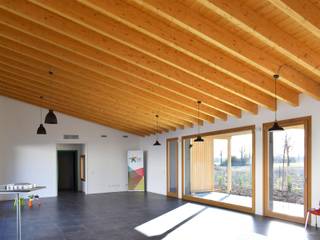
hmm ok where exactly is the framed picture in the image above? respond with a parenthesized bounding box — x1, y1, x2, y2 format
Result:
(80, 155, 85, 181)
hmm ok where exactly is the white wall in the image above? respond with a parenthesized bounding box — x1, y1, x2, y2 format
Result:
(0, 98, 5, 187)
(2, 94, 320, 224)
(140, 95, 320, 218)
(0, 96, 141, 199)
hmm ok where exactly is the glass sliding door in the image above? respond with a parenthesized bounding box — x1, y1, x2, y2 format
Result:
(167, 138, 178, 197)
(182, 126, 255, 213)
(263, 117, 311, 223)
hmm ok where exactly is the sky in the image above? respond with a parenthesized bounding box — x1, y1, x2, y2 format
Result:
(272, 128, 304, 159)
(213, 133, 252, 161)
(212, 127, 305, 163)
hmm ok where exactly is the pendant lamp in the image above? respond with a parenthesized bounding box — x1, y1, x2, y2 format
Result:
(268, 74, 284, 132)
(194, 100, 204, 142)
(45, 70, 58, 124)
(37, 100, 47, 135)
(37, 124, 47, 135)
(45, 109, 58, 124)
(153, 114, 161, 146)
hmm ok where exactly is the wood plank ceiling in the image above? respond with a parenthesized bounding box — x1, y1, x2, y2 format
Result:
(0, 0, 319, 136)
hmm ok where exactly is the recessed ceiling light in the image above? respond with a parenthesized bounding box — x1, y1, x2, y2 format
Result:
(101, 135, 107, 138)
(122, 135, 129, 138)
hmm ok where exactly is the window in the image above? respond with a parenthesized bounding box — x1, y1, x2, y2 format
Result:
(80, 155, 85, 181)
(182, 126, 255, 213)
(263, 117, 311, 223)
(167, 138, 178, 197)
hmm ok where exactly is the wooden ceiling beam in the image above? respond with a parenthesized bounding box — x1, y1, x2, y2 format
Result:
(0, 76, 170, 135)
(84, 0, 299, 106)
(268, 0, 320, 40)
(0, 78, 160, 135)
(0, 38, 204, 125)
(0, 63, 176, 131)
(0, 60, 179, 131)
(0, 49, 190, 129)
(0, 92, 148, 137)
(32, 0, 263, 112)
(138, 0, 320, 100)
(0, 79, 168, 135)
(0, 87, 149, 137)
(199, 0, 320, 80)
(0, 10, 240, 118)
(0, 0, 258, 114)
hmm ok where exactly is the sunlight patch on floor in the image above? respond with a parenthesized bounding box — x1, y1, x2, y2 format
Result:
(194, 192, 252, 208)
(134, 203, 205, 237)
(161, 206, 308, 240)
(162, 207, 256, 240)
(272, 201, 304, 218)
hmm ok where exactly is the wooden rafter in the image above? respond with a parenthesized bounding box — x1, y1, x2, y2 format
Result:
(0, 1, 257, 114)
(0, 50, 194, 128)
(268, 0, 320, 40)
(0, 0, 319, 136)
(0, 36, 210, 123)
(85, 0, 298, 106)
(200, 0, 320, 80)
(0, 88, 149, 136)
(29, 0, 266, 112)
(138, 0, 320, 100)
(0, 9, 241, 118)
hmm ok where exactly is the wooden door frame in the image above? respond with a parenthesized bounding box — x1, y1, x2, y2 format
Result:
(263, 116, 312, 224)
(181, 125, 256, 214)
(166, 137, 179, 198)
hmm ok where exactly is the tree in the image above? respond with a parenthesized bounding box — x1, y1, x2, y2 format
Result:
(281, 133, 292, 191)
(239, 146, 247, 165)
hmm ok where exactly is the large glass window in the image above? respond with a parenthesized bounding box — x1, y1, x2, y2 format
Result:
(182, 126, 255, 212)
(263, 117, 311, 223)
(167, 138, 178, 197)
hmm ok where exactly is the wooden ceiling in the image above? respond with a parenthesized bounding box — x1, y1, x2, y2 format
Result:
(0, 0, 319, 136)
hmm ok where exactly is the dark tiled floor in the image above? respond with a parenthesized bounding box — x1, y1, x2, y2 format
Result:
(0, 192, 319, 240)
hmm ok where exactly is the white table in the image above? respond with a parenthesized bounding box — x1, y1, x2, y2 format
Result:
(0, 186, 46, 240)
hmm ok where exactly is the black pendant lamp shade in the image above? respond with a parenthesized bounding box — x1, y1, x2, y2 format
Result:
(37, 98, 47, 135)
(194, 135, 204, 142)
(37, 124, 47, 135)
(153, 140, 161, 146)
(268, 73, 284, 132)
(45, 109, 58, 124)
(194, 100, 204, 143)
(269, 121, 284, 132)
(45, 70, 58, 124)
(153, 114, 161, 146)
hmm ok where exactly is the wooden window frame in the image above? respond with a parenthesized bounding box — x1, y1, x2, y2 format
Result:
(181, 125, 256, 214)
(80, 154, 86, 181)
(263, 116, 311, 224)
(166, 138, 179, 198)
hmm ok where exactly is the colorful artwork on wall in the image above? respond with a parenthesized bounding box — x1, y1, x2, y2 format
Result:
(128, 150, 144, 191)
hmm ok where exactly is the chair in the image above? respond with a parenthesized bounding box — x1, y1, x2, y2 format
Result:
(305, 208, 320, 229)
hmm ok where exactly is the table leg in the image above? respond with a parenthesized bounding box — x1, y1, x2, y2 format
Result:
(16, 193, 21, 240)
(305, 211, 310, 229)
